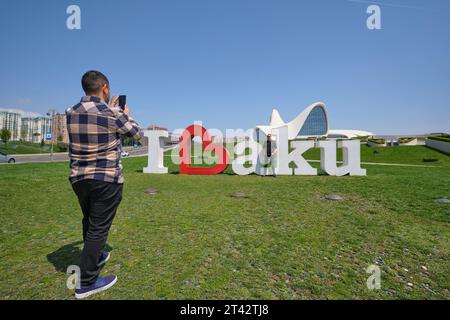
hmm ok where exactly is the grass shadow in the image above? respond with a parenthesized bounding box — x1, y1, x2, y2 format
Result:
(424, 146, 450, 157)
(47, 241, 112, 273)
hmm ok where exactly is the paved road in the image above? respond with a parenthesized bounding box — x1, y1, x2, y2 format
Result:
(2, 146, 438, 168)
(3, 147, 149, 164)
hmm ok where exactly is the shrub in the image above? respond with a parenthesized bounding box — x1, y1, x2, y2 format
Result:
(368, 138, 386, 145)
(56, 143, 68, 152)
(428, 135, 450, 143)
(398, 137, 416, 144)
(357, 136, 369, 142)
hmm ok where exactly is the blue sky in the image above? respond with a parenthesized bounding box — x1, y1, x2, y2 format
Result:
(0, 0, 449, 134)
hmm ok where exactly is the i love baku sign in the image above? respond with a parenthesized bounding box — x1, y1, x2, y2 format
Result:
(142, 124, 366, 176)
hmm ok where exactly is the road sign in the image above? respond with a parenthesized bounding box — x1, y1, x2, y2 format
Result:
(45, 132, 52, 141)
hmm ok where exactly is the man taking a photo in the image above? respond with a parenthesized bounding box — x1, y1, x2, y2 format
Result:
(66, 70, 141, 299)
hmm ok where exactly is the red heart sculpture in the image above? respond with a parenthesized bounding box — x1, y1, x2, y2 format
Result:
(179, 124, 230, 175)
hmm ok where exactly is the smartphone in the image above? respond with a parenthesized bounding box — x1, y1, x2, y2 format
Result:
(118, 95, 127, 110)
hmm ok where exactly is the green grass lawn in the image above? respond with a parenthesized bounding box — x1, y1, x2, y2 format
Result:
(0, 145, 449, 299)
(0, 141, 66, 155)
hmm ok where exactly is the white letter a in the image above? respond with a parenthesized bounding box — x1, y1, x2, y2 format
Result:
(367, 5, 381, 30)
(66, 5, 81, 30)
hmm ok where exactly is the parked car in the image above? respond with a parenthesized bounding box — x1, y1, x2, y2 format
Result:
(0, 152, 16, 164)
(121, 151, 130, 157)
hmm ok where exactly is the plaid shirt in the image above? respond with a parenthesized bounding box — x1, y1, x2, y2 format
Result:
(66, 96, 141, 184)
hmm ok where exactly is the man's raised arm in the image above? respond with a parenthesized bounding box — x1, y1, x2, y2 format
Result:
(115, 105, 142, 141)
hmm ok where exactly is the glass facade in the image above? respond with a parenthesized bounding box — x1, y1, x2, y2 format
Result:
(298, 107, 327, 137)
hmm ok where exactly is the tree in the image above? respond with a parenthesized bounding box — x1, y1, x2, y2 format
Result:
(1, 128, 12, 145)
(21, 128, 27, 141)
(33, 132, 41, 144)
(121, 137, 133, 146)
(57, 142, 68, 152)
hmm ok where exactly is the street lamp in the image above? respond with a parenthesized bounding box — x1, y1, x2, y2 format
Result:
(47, 109, 56, 161)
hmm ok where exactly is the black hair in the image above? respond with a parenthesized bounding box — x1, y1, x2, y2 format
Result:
(81, 70, 109, 95)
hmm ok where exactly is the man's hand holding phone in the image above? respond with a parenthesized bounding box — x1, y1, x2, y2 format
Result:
(110, 95, 131, 117)
(122, 104, 131, 118)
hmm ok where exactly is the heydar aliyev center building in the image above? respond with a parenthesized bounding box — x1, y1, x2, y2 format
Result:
(256, 102, 374, 140)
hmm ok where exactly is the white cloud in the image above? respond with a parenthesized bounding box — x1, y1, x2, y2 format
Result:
(17, 98, 32, 105)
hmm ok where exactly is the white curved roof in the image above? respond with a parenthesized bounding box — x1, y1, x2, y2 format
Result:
(256, 102, 329, 140)
(327, 130, 374, 139)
